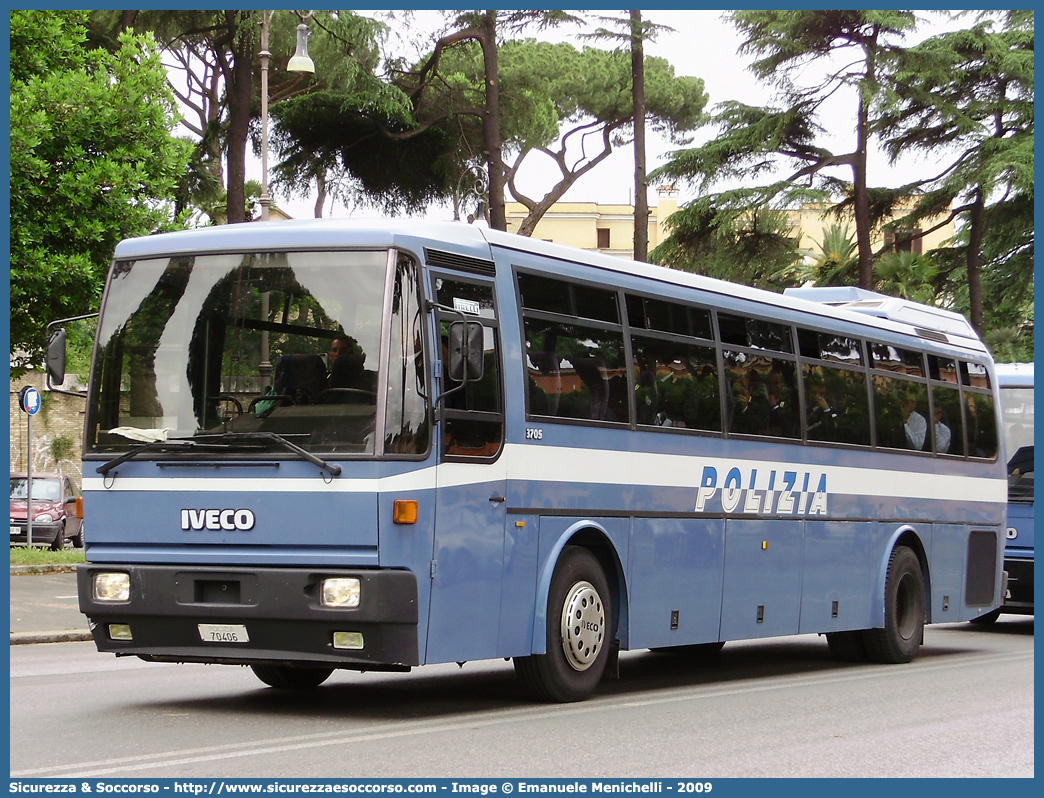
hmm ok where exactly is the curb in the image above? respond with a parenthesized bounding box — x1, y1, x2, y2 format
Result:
(11, 630, 94, 645)
(10, 565, 79, 575)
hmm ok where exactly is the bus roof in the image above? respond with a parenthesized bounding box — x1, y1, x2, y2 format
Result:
(479, 227, 989, 356)
(994, 362, 1033, 388)
(112, 218, 990, 357)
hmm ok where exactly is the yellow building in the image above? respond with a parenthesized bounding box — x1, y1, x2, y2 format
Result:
(505, 188, 680, 258)
(504, 190, 954, 261)
(783, 202, 955, 259)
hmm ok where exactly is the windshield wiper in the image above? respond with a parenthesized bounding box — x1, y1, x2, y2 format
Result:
(96, 438, 223, 476)
(194, 432, 342, 477)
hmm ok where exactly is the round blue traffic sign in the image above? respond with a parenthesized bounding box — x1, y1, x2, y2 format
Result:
(19, 386, 41, 415)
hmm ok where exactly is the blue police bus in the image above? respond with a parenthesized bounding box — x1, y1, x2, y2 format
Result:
(972, 363, 1033, 623)
(68, 220, 1007, 701)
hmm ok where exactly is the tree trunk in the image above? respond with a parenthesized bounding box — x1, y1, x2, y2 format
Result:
(631, 10, 649, 262)
(966, 189, 985, 333)
(225, 15, 253, 224)
(852, 90, 873, 289)
(478, 11, 507, 231)
(314, 169, 327, 218)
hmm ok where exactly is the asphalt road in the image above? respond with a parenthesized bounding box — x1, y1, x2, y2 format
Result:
(9, 613, 1033, 778)
(9, 570, 90, 640)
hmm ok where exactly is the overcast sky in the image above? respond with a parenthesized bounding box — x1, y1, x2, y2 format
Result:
(258, 10, 962, 221)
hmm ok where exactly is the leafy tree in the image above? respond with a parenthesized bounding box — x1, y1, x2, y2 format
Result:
(415, 36, 707, 236)
(10, 10, 190, 375)
(269, 12, 458, 217)
(423, 11, 584, 230)
(877, 11, 1033, 333)
(90, 11, 343, 224)
(650, 203, 802, 291)
(782, 222, 859, 287)
(652, 10, 917, 288)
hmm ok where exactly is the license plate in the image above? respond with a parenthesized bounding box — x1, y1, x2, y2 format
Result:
(11, 526, 19, 536)
(198, 623, 249, 643)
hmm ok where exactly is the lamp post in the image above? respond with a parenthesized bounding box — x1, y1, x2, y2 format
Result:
(258, 11, 315, 388)
(258, 11, 315, 222)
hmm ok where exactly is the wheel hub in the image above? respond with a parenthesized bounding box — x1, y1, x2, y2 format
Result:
(560, 580, 604, 671)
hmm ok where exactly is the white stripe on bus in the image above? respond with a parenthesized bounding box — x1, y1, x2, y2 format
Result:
(82, 443, 1006, 504)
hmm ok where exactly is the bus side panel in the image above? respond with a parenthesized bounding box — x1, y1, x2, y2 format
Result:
(626, 517, 725, 650)
(496, 513, 541, 659)
(928, 523, 968, 623)
(798, 520, 879, 634)
(720, 519, 802, 640)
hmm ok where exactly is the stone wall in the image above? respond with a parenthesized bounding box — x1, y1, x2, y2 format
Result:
(9, 371, 88, 484)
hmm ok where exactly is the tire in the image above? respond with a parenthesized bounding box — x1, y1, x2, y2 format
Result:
(970, 608, 1001, 625)
(251, 664, 334, 690)
(826, 630, 868, 662)
(862, 546, 925, 664)
(514, 546, 612, 702)
(50, 524, 65, 551)
(72, 524, 84, 549)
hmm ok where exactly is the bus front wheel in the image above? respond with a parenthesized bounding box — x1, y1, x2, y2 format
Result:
(862, 545, 925, 664)
(514, 546, 612, 703)
(251, 664, 333, 690)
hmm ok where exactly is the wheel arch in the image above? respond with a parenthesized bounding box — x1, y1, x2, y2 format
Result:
(529, 520, 628, 655)
(872, 525, 931, 627)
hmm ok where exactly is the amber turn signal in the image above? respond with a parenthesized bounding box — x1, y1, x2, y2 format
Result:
(393, 499, 418, 524)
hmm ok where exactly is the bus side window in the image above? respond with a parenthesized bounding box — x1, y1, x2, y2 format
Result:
(931, 384, 965, 456)
(966, 391, 998, 459)
(631, 336, 720, 432)
(804, 363, 870, 446)
(434, 276, 503, 459)
(873, 374, 930, 452)
(724, 351, 799, 438)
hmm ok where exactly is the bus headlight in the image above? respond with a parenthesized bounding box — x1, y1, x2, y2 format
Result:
(321, 577, 360, 608)
(93, 572, 131, 602)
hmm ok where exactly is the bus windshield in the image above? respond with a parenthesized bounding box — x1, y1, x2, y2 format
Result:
(86, 250, 394, 456)
(1000, 385, 1034, 503)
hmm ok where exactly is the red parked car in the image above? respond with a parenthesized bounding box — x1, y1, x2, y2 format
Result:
(10, 473, 83, 550)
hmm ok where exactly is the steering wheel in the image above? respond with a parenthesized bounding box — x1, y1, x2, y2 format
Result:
(216, 393, 244, 420)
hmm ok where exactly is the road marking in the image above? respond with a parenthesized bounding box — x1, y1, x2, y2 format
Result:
(11, 648, 1032, 778)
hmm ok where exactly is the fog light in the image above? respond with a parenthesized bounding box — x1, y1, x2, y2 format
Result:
(93, 572, 130, 602)
(321, 577, 360, 608)
(333, 631, 364, 650)
(108, 624, 133, 641)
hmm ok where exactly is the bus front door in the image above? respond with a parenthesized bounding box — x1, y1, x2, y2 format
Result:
(424, 271, 509, 665)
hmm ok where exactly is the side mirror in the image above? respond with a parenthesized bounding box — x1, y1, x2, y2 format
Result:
(448, 321, 484, 382)
(46, 328, 67, 386)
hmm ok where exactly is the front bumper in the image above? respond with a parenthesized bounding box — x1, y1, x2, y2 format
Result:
(10, 521, 62, 546)
(1001, 557, 1034, 614)
(77, 564, 419, 668)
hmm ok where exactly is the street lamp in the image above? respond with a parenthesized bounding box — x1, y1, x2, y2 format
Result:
(259, 11, 315, 222)
(258, 11, 315, 389)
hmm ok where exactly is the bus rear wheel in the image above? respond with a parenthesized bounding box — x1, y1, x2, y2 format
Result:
(251, 664, 333, 690)
(862, 545, 925, 664)
(514, 546, 612, 703)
